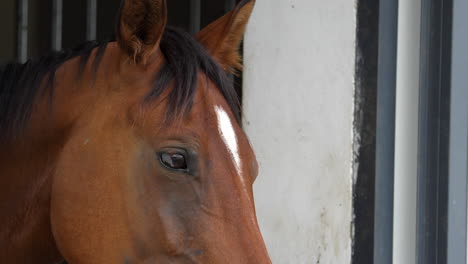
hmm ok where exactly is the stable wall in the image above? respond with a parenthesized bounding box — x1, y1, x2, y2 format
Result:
(243, 0, 356, 263)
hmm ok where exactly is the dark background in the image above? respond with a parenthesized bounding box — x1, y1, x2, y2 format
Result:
(0, 0, 236, 63)
(0, 0, 243, 114)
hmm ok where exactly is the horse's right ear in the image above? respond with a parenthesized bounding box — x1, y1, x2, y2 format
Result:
(116, 0, 167, 65)
(196, 0, 255, 73)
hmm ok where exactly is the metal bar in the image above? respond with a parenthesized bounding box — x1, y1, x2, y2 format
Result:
(373, 0, 399, 263)
(416, 0, 452, 263)
(86, 0, 97, 41)
(446, 0, 468, 262)
(17, 0, 29, 63)
(189, 0, 201, 34)
(51, 0, 63, 51)
(393, 0, 421, 262)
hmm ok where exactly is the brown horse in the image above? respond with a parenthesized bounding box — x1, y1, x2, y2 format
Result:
(0, 0, 271, 263)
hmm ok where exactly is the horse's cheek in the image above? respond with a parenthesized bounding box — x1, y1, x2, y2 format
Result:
(50, 130, 137, 262)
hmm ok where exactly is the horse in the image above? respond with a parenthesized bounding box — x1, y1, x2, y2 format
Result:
(0, 0, 271, 263)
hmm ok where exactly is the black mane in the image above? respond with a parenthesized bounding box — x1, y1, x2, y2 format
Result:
(0, 27, 240, 141)
(0, 41, 108, 141)
(147, 27, 240, 122)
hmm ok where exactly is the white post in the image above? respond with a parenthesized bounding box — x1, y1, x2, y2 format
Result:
(393, 0, 421, 263)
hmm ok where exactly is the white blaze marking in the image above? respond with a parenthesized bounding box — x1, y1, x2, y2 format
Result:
(215, 106, 242, 177)
(215, 106, 256, 226)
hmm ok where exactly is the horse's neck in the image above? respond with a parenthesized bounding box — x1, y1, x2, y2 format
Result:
(0, 55, 90, 223)
(0, 93, 72, 264)
(0, 135, 67, 262)
(0, 46, 111, 263)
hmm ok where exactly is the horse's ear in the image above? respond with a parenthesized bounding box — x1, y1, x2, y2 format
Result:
(196, 0, 255, 73)
(117, 0, 167, 64)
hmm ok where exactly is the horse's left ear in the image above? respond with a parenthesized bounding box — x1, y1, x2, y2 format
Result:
(196, 0, 255, 73)
(117, 0, 167, 64)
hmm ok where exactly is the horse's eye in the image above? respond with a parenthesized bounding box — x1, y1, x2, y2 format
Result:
(160, 152, 188, 171)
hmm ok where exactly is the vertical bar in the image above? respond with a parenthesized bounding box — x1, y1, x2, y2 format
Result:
(189, 0, 201, 34)
(417, 0, 452, 263)
(374, 0, 399, 263)
(393, 0, 421, 262)
(86, 0, 97, 41)
(17, 0, 29, 63)
(51, 0, 63, 51)
(447, 0, 468, 262)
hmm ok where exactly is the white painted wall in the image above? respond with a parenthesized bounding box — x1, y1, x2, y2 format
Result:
(243, 1, 356, 263)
